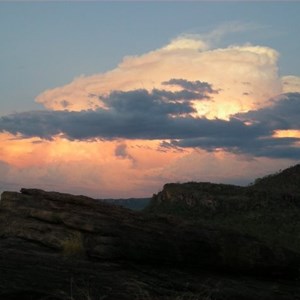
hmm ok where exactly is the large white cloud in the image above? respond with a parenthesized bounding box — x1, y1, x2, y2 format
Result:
(36, 36, 284, 120)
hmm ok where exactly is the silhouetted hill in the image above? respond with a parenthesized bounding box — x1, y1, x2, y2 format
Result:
(251, 163, 300, 194)
(147, 164, 300, 252)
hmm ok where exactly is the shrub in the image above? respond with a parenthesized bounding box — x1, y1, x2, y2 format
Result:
(61, 232, 84, 257)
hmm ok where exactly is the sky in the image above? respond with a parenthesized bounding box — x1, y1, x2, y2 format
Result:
(0, 2, 300, 198)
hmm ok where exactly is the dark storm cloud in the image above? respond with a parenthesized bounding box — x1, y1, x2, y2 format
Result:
(0, 91, 299, 160)
(163, 93, 300, 158)
(60, 100, 70, 108)
(115, 144, 128, 158)
(0, 87, 202, 140)
(0, 110, 62, 140)
(152, 89, 210, 101)
(162, 78, 219, 94)
(101, 89, 196, 115)
(0, 108, 262, 141)
(236, 93, 300, 130)
(168, 136, 300, 159)
(115, 143, 134, 161)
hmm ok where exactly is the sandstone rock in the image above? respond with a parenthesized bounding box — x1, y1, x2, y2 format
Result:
(1, 188, 300, 299)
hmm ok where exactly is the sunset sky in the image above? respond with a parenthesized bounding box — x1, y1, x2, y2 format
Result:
(1, 2, 300, 198)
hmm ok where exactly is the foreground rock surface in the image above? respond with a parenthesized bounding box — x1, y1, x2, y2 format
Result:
(1, 188, 300, 299)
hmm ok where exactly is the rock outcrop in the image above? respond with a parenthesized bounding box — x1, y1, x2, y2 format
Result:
(1, 188, 300, 299)
(148, 165, 300, 254)
(149, 167, 300, 217)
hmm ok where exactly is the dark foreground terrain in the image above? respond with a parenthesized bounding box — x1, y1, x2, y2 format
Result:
(1, 165, 300, 299)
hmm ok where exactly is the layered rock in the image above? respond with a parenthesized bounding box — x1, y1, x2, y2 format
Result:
(1, 188, 300, 299)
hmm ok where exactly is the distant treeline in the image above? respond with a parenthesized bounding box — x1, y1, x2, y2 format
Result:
(99, 198, 151, 211)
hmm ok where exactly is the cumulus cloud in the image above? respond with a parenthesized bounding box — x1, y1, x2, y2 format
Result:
(35, 35, 282, 120)
(1, 32, 300, 196)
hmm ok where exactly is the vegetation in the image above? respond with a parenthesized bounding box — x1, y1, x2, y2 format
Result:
(61, 232, 85, 257)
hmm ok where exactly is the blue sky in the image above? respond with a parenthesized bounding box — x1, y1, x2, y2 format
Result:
(1, 2, 300, 115)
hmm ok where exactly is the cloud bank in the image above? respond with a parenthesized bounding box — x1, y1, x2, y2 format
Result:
(1, 89, 299, 159)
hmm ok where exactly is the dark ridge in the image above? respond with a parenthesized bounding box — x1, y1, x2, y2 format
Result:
(250, 163, 300, 194)
(1, 164, 300, 299)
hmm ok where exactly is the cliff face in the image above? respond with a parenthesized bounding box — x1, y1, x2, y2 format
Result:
(150, 163, 300, 214)
(1, 188, 300, 299)
(148, 165, 300, 253)
(150, 182, 245, 213)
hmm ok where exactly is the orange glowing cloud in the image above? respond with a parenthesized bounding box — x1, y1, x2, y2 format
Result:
(0, 132, 189, 197)
(273, 130, 300, 138)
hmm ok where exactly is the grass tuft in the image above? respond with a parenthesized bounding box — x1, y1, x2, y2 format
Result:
(61, 232, 84, 257)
